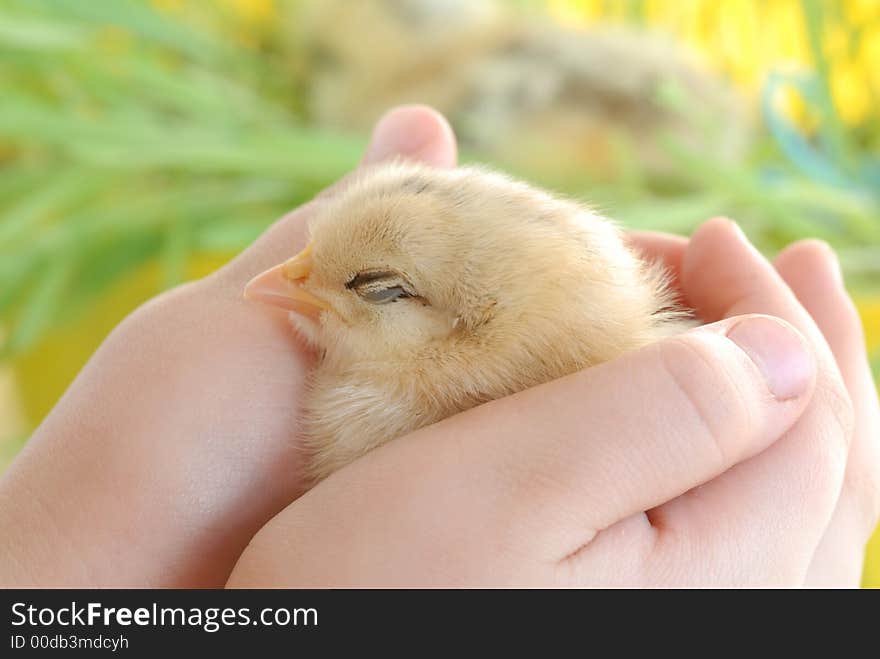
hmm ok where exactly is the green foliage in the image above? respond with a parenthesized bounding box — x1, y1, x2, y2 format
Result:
(0, 0, 878, 359)
(0, 0, 362, 357)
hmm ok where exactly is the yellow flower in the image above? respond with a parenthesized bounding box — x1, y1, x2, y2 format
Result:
(865, 524, 880, 588)
(861, 24, 880, 95)
(857, 298, 880, 353)
(718, 0, 759, 86)
(682, 1, 720, 62)
(823, 23, 849, 59)
(773, 79, 821, 133)
(763, 0, 810, 70)
(830, 58, 872, 125)
(225, 0, 276, 25)
(847, 0, 880, 26)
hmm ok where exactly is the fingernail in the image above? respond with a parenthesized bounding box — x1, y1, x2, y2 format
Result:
(363, 107, 435, 163)
(727, 316, 814, 400)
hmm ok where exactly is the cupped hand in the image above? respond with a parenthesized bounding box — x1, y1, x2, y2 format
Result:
(0, 105, 458, 587)
(774, 241, 880, 585)
(1, 104, 876, 589)
(629, 229, 880, 585)
(228, 219, 877, 587)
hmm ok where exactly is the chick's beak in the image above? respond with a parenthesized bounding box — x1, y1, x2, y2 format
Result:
(243, 244, 330, 320)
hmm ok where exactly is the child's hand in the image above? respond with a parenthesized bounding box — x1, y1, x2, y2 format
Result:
(0, 105, 876, 588)
(0, 105, 459, 587)
(227, 220, 879, 587)
(774, 240, 880, 585)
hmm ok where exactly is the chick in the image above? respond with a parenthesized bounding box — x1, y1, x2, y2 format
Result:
(245, 162, 690, 484)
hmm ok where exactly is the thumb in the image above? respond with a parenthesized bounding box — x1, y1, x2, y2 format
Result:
(382, 314, 818, 559)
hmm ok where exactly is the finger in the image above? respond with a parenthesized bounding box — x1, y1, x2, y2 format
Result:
(775, 240, 880, 584)
(319, 314, 815, 561)
(625, 230, 689, 306)
(647, 219, 853, 584)
(362, 104, 457, 167)
(625, 230, 687, 281)
(679, 219, 829, 343)
(218, 105, 459, 285)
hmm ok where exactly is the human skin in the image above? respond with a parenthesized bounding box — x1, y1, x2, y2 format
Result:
(225, 221, 872, 587)
(0, 106, 876, 587)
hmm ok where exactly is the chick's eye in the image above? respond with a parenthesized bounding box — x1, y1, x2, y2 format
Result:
(359, 285, 412, 304)
(346, 271, 421, 305)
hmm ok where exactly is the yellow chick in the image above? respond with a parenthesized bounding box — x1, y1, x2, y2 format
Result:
(245, 162, 690, 484)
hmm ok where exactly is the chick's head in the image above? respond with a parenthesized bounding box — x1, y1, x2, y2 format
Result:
(286, 174, 479, 366)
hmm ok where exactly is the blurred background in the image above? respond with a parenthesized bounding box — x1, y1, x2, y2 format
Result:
(0, 0, 878, 584)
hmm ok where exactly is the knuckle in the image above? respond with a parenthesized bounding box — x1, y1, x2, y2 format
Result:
(658, 336, 754, 468)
